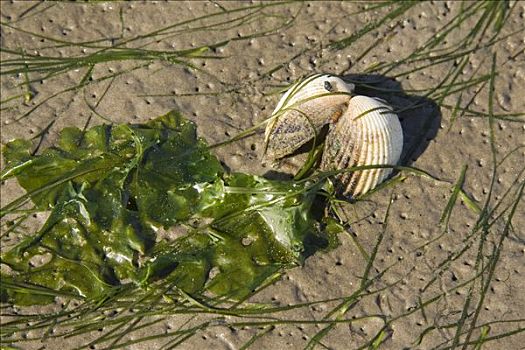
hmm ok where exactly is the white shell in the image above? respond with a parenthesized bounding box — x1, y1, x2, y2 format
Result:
(263, 74, 354, 161)
(320, 95, 403, 197)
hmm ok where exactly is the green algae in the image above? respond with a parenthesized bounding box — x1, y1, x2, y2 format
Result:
(0, 111, 332, 305)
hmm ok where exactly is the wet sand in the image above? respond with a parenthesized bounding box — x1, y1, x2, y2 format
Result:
(1, 1, 524, 349)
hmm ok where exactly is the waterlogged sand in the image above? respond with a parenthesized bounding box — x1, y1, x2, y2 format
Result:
(1, 1, 524, 349)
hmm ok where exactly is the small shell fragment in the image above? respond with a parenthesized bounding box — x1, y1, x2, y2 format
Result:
(320, 95, 403, 197)
(263, 74, 354, 161)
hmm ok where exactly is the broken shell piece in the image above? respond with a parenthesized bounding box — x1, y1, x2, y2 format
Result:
(263, 74, 354, 161)
(320, 95, 403, 197)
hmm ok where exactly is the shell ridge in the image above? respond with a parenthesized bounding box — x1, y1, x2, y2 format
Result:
(375, 111, 391, 187)
(338, 113, 360, 193)
(365, 107, 385, 193)
(360, 107, 377, 195)
(350, 99, 373, 195)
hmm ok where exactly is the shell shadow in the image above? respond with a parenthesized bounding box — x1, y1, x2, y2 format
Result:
(262, 73, 441, 181)
(342, 73, 441, 167)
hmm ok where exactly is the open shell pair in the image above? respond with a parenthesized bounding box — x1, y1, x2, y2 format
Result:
(263, 74, 403, 197)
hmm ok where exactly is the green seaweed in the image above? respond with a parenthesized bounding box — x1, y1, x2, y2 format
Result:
(1, 111, 329, 305)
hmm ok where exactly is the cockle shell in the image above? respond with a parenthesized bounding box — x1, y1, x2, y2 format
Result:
(320, 95, 403, 197)
(263, 74, 403, 198)
(263, 74, 354, 161)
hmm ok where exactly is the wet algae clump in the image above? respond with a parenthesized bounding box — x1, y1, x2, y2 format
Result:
(0, 111, 335, 305)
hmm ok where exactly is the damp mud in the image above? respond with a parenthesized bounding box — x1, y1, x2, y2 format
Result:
(1, 1, 524, 349)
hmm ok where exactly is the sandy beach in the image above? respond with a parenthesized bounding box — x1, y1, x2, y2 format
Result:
(1, 1, 524, 349)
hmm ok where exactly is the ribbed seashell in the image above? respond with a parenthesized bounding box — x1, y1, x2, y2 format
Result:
(320, 95, 403, 197)
(264, 74, 354, 161)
